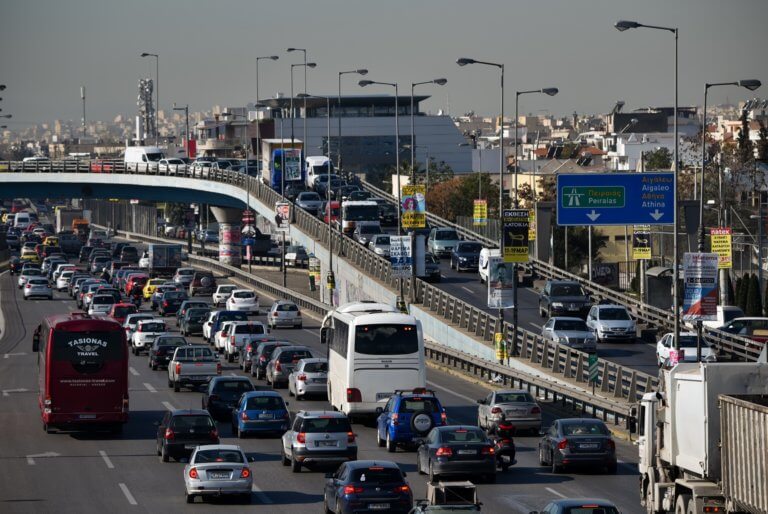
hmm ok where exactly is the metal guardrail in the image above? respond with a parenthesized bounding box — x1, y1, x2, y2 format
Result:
(357, 179, 762, 362)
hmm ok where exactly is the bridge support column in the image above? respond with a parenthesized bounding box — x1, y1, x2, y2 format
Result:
(210, 207, 242, 267)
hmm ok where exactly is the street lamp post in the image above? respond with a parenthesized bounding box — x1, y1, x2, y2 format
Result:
(299, 93, 334, 305)
(404, 144, 430, 193)
(457, 57, 507, 362)
(256, 55, 279, 179)
(338, 69, 368, 174)
(173, 103, 190, 158)
(290, 62, 317, 166)
(360, 79, 404, 306)
(615, 20, 682, 352)
(287, 48, 309, 156)
(140, 52, 159, 145)
(410, 79, 447, 179)
(696, 79, 761, 360)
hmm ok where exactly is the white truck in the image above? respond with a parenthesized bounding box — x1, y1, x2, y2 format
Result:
(55, 208, 83, 234)
(222, 321, 269, 363)
(167, 345, 221, 392)
(636, 362, 768, 514)
(124, 146, 165, 172)
(305, 155, 334, 190)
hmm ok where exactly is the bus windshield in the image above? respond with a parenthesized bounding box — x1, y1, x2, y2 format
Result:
(51, 330, 125, 374)
(344, 205, 379, 221)
(354, 324, 419, 355)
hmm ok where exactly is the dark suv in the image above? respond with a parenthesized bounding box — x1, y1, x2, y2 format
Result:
(155, 409, 219, 462)
(376, 389, 447, 452)
(538, 280, 592, 319)
(120, 246, 139, 264)
(202, 376, 255, 420)
(189, 270, 217, 296)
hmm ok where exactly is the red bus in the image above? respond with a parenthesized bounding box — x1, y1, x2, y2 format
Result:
(33, 312, 129, 433)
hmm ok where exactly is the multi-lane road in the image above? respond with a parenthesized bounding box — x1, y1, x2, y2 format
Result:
(0, 250, 643, 513)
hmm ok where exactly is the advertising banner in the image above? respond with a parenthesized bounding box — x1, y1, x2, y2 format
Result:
(390, 235, 413, 279)
(528, 209, 536, 242)
(710, 227, 732, 269)
(473, 199, 488, 226)
(502, 209, 529, 263)
(274, 202, 291, 231)
(284, 148, 302, 181)
(682, 252, 718, 321)
(401, 185, 426, 229)
(632, 225, 651, 260)
(487, 256, 515, 309)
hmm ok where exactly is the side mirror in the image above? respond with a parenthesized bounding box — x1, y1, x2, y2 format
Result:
(477, 399, 485, 405)
(402, 471, 407, 477)
(375, 407, 383, 415)
(248, 455, 257, 462)
(324, 472, 334, 479)
(284, 402, 289, 407)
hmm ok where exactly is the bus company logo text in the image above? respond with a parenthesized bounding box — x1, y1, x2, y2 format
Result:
(68, 338, 108, 356)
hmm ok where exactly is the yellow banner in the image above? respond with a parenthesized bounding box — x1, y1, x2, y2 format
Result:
(710, 227, 732, 269)
(473, 199, 487, 226)
(528, 209, 536, 241)
(502, 209, 530, 263)
(632, 225, 651, 260)
(401, 185, 426, 228)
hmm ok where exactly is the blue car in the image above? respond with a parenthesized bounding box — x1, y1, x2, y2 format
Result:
(231, 390, 290, 438)
(323, 460, 413, 514)
(376, 389, 447, 452)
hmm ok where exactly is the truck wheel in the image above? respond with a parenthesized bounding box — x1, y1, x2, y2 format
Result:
(173, 381, 180, 392)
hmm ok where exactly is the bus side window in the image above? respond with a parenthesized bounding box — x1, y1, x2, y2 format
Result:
(320, 327, 328, 345)
(32, 325, 41, 352)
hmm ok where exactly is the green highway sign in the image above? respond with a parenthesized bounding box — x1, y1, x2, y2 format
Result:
(560, 186, 625, 209)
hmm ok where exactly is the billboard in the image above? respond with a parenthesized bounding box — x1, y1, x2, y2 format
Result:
(502, 209, 529, 263)
(710, 227, 732, 269)
(401, 185, 426, 229)
(632, 225, 651, 260)
(487, 256, 515, 309)
(274, 202, 291, 231)
(390, 235, 413, 279)
(284, 148, 302, 181)
(682, 252, 718, 321)
(473, 199, 487, 226)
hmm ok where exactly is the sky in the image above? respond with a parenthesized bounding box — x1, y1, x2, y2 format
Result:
(1, 0, 767, 127)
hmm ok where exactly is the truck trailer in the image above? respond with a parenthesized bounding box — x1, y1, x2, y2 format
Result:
(55, 208, 83, 234)
(147, 243, 183, 278)
(636, 362, 768, 514)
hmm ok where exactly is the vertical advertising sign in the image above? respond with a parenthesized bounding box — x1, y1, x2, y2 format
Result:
(502, 209, 530, 263)
(710, 227, 732, 269)
(682, 252, 719, 321)
(528, 209, 536, 242)
(401, 185, 426, 228)
(284, 148, 302, 181)
(274, 202, 291, 231)
(389, 235, 413, 279)
(473, 199, 488, 226)
(632, 225, 651, 260)
(487, 256, 515, 309)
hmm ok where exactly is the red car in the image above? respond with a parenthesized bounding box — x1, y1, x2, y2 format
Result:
(108, 303, 138, 325)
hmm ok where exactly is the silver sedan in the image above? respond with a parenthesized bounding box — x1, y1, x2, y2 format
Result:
(23, 277, 53, 300)
(541, 316, 598, 352)
(184, 445, 254, 504)
(477, 389, 542, 434)
(267, 300, 303, 329)
(288, 358, 328, 399)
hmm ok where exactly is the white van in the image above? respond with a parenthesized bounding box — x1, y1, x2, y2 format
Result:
(13, 212, 31, 230)
(478, 247, 501, 284)
(124, 146, 165, 171)
(305, 155, 334, 190)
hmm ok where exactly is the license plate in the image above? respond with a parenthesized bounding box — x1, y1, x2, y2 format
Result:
(376, 392, 393, 401)
(579, 443, 599, 449)
(312, 378, 326, 383)
(457, 449, 476, 455)
(209, 472, 229, 480)
(258, 413, 273, 420)
(369, 504, 390, 510)
(316, 441, 337, 447)
(189, 376, 206, 381)
(184, 445, 198, 450)
(78, 414, 96, 419)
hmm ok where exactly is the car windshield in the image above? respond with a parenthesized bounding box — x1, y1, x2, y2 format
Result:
(398, 398, 439, 413)
(278, 350, 313, 363)
(553, 320, 589, 331)
(302, 361, 327, 373)
(213, 380, 254, 393)
(164, 292, 186, 299)
(373, 236, 390, 245)
(233, 291, 255, 299)
(275, 303, 298, 312)
(349, 467, 403, 483)
(360, 226, 380, 234)
(457, 242, 482, 253)
(495, 392, 535, 403)
(354, 324, 419, 355)
(301, 417, 351, 433)
(234, 324, 265, 335)
(127, 315, 153, 326)
(564, 508, 620, 514)
(677, 336, 706, 348)
(187, 308, 210, 319)
(177, 269, 194, 276)
(435, 230, 458, 240)
(91, 296, 113, 305)
(170, 415, 214, 431)
(599, 308, 631, 320)
(245, 396, 284, 410)
(440, 428, 487, 443)
(299, 193, 320, 201)
(193, 449, 244, 464)
(561, 421, 610, 436)
(219, 286, 237, 293)
(551, 284, 586, 296)
(141, 323, 165, 332)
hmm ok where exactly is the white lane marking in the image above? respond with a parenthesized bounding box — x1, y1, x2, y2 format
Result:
(230, 372, 238, 376)
(143, 383, 157, 393)
(545, 487, 567, 499)
(529, 322, 541, 330)
(119, 483, 138, 505)
(99, 450, 115, 469)
(129, 367, 139, 376)
(440, 274, 447, 279)
(426, 381, 476, 404)
(251, 484, 273, 504)
(302, 328, 318, 336)
(4, 352, 26, 359)
(461, 286, 474, 294)
(66, 305, 75, 311)
(3, 388, 28, 397)
(26, 452, 60, 465)
(162, 401, 176, 411)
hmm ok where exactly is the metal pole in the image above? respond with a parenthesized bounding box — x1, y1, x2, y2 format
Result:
(326, 96, 333, 305)
(588, 226, 593, 281)
(499, 65, 505, 361)
(290, 65, 295, 157)
(303, 51, 308, 158)
(411, 83, 416, 177)
(338, 73, 343, 171)
(673, 28, 681, 354)
(696, 84, 709, 361)
(155, 55, 159, 145)
(395, 84, 404, 304)
(81, 86, 86, 138)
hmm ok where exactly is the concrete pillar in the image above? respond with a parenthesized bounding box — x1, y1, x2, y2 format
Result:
(210, 207, 242, 267)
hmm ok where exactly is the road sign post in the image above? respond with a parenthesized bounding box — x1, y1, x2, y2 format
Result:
(588, 353, 598, 394)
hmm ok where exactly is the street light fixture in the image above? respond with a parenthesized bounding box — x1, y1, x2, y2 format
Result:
(287, 48, 310, 152)
(410, 78, 447, 178)
(338, 68, 368, 173)
(615, 19, 681, 353)
(290, 62, 317, 163)
(256, 55, 279, 180)
(140, 52, 159, 145)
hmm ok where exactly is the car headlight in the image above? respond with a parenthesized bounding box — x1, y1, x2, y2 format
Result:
(459, 257, 467, 262)
(374, 247, 384, 255)
(558, 336, 568, 343)
(551, 302, 564, 308)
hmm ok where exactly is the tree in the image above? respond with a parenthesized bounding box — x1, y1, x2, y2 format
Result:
(645, 147, 672, 170)
(552, 225, 607, 274)
(746, 274, 762, 316)
(757, 121, 768, 162)
(737, 274, 750, 312)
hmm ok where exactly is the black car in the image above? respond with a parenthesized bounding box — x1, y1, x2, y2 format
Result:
(539, 280, 592, 319)
(238, 336, 276, 373)
(323, 460, 413, 514)
(120, 246, 139, 264)
(176, 300, 210, 324)
(378, 203, 398, 226)
(158, 290, 189, 316)
(530, 498, 621, 514)
(284, 183, 307, 202)
(148, 334, 190, 370)
(202, 376, 255, 420)
(249, 341, 293, 379)
(179, 307, 211, 337)
(347, 190, 372, 202)
(450, 241, 483, 272)
(110, 242, 128, 259)
(334, 184, 362, 201)
(537, 418, 617, 474)
(417, 253, 441, 283)
(415, 425, 496, 483)
(155, 409, 219, 462)
(9, 256, 21, 275)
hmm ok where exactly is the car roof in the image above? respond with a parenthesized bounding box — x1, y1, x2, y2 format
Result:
(170, 409, 211, 416)
(138, 318, 165, 324)
(194, 444, 244, 452)
(345, 460, 401, 470)
(296, 410, 346, 418)
(493, 389, 531, 395)
(594, 304, 627, 310)
(550, 316, 585, 322)
(231, 289, 255, 293)
(211, 375, 252, 383)
(242, 390, 282, 398)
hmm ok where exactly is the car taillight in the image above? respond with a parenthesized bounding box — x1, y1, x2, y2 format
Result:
(297, 432, 306, 444)
(441, 411, 448, 425)
(346, 388, 362, 403)
(209, 429, 218, 441)
(164, 428, 175, 440)
(607, 440, 615, 451)
(435, 447, 453, 457)
(175, 363, 181, 375)
(531, 406, 541, 414)
(275, 362, 282, 372)
(188, 467, 198, 479)
(347, 431, 356, 443)
(240, 467, 251, 479)
(343, 485, 363, 495)
(163, 300, 168, 306)
(297, 374, 307, 382)
(557, 439, 569, 450)
(25, 284, 31, 289)
(481, 446, 496, 455)
(271, 312, 278, 317)
(296, 310, 301, 316)
(216, 362, 222, 375)
(259, 355, 266, 362)
(241, 411, 249, 421)
(391, 413, 399, 426)
(230, 335, 236, 344)
(491, 407, 502, 414)
(393, 485, 410, 494)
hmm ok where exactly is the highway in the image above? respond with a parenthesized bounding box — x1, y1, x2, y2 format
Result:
(0, 246, 643, 513)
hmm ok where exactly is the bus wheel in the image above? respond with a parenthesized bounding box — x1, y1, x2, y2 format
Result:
(43, 422, 53, 434)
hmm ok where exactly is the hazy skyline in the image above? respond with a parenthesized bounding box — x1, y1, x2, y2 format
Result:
(1, 0, 766, 128)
